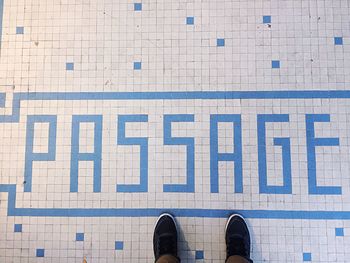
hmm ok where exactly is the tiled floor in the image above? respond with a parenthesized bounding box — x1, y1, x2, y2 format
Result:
(0, 0, 350, 262)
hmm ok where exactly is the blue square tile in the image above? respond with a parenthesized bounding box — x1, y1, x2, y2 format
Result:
(14, 224, 22, 232)
(186, 17, 194, 25)
(334, 37, 343, 45)
(36, 249, 45, 257)
(134, 62, 142, 70)
(195, 250, 204, 260)
(263, 15, 271, 24)
(115, 241, 124, 250)
(303, 253, 312, 261)
(76, 233, 84, 241)
(217, 38, 225, 47)
(16, 27, 24, 34)
(134, 3, 142, 11)
(335, 228, 344, 236)
(66, 63, 74, 71)
(272, 60, 280, 68)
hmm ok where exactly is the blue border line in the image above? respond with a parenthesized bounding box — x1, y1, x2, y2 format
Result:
(14, 90, 350, 100)
(1, 90, 350, 219)
(1, 90, 350, 123)
(1, 184, 350, 219)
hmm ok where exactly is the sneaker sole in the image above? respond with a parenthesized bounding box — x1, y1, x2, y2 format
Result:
(225, 213, 247, 233)
(154, 212, 178, 232)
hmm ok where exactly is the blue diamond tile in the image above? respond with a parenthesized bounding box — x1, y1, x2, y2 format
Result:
(14, 224, 22, 232)
(134, 62, 142, 70)
(66, 63, 74, 71)
(334, 37, 343, 45)
(76, 233, 84, 241)
(115, 241, 124, 250)
(16, 27, 24, 34)
(263, 15, 271, 24)
(195, 250, 204, 259)
(217, 38, 225, 46)
(187, 17, 194, 25)
(303, 252, 312, 261)
(272, 60, 280, 68)
(36, 249, 45, 257)
(335, 228, 344, 236)
(134, 3, 142, 11)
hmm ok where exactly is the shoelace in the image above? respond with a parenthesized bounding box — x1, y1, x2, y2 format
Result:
(157, 234, 176, 256)
(227, 236, 247, 257)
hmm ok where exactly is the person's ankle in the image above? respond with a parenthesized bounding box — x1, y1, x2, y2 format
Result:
(156, 254, 180, 263)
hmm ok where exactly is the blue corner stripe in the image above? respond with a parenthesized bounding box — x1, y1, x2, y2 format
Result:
(2, 184, 350, 219)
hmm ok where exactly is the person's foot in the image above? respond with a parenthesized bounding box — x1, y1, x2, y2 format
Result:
(225, 214, 251, 260)
(153, 213, 178, 262)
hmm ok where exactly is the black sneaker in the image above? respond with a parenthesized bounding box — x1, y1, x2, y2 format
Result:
(153, 213, 179, 262)
(225, 214, 252, 262)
